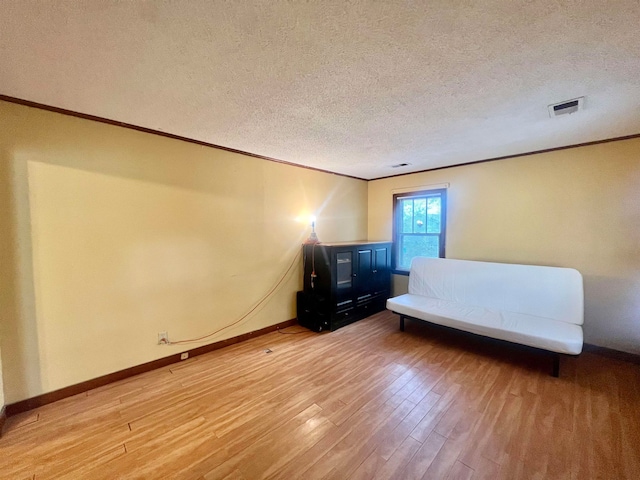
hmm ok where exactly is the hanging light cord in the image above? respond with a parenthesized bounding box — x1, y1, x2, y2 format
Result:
(170, 248, 302, 345)
(310, 243, 317, 289)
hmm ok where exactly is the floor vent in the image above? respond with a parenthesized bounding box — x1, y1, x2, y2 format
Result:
(548, 97, 584, 117)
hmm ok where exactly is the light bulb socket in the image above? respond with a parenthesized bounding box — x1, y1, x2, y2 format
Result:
(304, 231, 320, 245)
(304, 220, 320, 245)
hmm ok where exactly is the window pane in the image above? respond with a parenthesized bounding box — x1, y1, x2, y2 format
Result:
(401, 199, 413, 233)
(414, 199, 426, 233)
(426, 197, 441, 233)
(399, 235, 440, 270)
(394, 189, 446, 271)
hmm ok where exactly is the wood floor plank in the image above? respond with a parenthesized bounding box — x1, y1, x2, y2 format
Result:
(204, 403, 334, 480)
(473, 457, 501, 480)
(40, 444, 127, 480)
(0, 311, 638, 480)
(409, 383, 461, 442)
(348, 450, 386, 480)
(299, 397, 415, 479)
(372, 436, 423, 480)
(376, 390, 441, 461)
(421, 404, 483, 479)
(398, 430, 447, 480)
(421, 437, 466, 480)
(446, 460, 474, 480)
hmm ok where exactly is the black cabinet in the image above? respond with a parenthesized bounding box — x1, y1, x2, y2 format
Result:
(297, 242, 391, 331)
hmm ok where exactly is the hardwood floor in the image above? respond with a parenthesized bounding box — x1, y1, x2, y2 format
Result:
(1, 310, 639, 479)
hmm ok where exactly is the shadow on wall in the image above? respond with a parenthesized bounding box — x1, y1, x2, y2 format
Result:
(0, 104, 368, 403)
(583, 274, 640, 355)
(0, 149, 42, 403)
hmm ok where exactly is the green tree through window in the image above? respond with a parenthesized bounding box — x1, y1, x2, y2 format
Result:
(393, 189, 447, 272)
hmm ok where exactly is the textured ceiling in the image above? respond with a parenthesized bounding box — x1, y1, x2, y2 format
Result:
(1, 1, 639, 180)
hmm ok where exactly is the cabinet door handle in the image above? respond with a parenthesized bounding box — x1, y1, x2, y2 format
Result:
(352, 273, 357, 277)
(373, 270, 377, 273)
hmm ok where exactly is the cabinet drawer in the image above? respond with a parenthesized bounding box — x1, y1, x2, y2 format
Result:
(333, 307, 355, 324)
(357, 293, 373, 305)
(336, 299, 353, 312)
(359, 297, 387, 317)
(358, 302, 374, 316)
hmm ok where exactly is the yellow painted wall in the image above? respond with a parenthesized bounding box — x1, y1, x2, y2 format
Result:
(0, 349, 4, 410)
(369, 138, 640, 354)
(1, 133, 17, 410)
(0, 101, 368, 404)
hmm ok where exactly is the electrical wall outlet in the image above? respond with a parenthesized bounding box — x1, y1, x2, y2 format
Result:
(158, 331, 169, 345)
(180, 352, 189, 360)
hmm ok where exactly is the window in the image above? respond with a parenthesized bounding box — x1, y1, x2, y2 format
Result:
(392, 188, 447, 273)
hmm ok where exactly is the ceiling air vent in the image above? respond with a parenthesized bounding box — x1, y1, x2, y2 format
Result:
(391, 163, 411, 168)
(548, 97, 584, 117)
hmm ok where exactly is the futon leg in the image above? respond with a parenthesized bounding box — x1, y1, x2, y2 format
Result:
(399, 315, 405, 332)
(552, 353, 560, 377)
